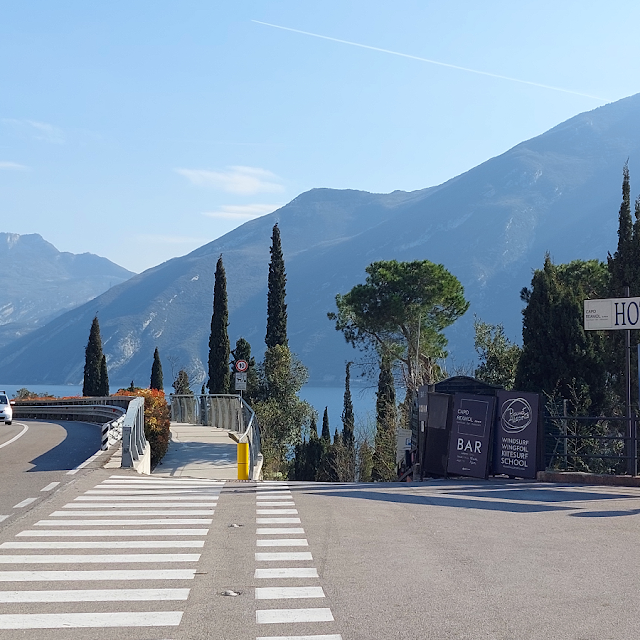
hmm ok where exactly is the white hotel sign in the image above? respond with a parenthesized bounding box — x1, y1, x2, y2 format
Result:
(584, 298, 640, 331)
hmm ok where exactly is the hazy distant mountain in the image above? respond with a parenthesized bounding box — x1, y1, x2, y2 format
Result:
(1, 93, 639, 386)
(0, 233, 134, 348)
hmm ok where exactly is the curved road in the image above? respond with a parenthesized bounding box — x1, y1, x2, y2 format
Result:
(0, 419, 101, 523)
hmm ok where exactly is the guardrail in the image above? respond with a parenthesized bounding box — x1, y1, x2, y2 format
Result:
(13, 396, 150, 473)
(120, 397, 148, 472)
(170, 394, 262, 480)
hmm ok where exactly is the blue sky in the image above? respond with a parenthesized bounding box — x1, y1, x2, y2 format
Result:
(2, 1, 639, 272)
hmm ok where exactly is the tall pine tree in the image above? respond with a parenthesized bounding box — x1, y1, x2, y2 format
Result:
(515, 256, 609, 413)
(150, 347, 164, 391)
(266, 223, 288, 348)
(608, 162, 634, 296)
(321, 406, 331, 443)
(208, 255, 231, 394)
(341, 362, 355, 450)
(83, 316, 104, 397)
(98, 355, 110, 397)
(372, 354, 397, 481)
(606, 163, 640, 407)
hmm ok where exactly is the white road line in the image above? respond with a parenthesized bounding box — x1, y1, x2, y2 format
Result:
(1, 541, 205, 549)
(108, 476, 224, 483)
(256, 608, 334, 624)
(256, 491, 293, 496)
(102, 480, 221, 485)
(255, 495, 294, 500)
(255, 568, 319, 579)
(256, 552, 313, 562)
(17, 529, 209, 537)
(257, 539, 308, 547)
(66, 450, 104, 475)
(35, 518, 213, 526)
(0, 569, 196, 581)
(64, 501, 217, 507)
(257, 528, 305, 535)
(0, 611, 183, 629)
(0, 554, 201, 564)
(255, 587, 325, 599)
(0, 588, 190, 602)
(256, 501, 296, 506)
(49, 510, 215, 516)
(13, 498, 37, 509)
(257, 518, 301, 524)
(84, 489, 220, 500)
(0, 423, 28, 449)
(256, 636, 342, 640)
(0, 516, 9, 523)
(40, 482, 60, 492)
(73, 495, 218, 501)
(257, 509, 298, 515)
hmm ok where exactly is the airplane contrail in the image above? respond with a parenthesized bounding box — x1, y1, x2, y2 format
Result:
(253, 20, 608, 102)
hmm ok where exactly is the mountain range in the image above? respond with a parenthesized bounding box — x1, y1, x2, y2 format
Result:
(0, 233, 134, 349)
(1, 93, 639, 387)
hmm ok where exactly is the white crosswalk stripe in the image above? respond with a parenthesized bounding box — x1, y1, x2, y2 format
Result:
(254, 483, 341, 639)
(0, 476, 224, 630)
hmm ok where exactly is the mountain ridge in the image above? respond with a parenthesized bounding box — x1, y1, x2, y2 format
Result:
(1, 93, 639, 385)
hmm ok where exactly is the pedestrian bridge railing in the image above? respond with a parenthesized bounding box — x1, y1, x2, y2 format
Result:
(170, 394, 262, 480)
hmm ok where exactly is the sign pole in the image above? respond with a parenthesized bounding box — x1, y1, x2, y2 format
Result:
(584, 294, 638, 475)
(625, 287, 634, 475)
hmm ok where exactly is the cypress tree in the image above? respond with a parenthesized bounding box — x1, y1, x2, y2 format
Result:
(341, 362, 355, 450)
(98, 355, 109, 397)
(265, 223, 288, 348)
(173, 370, 193, 395)
(606, 164, 640, 406)
(515, 256, 609, 413)
(372, 354, 397, 481)
(321, 406, 331, 443)
(232, 338, 255, 368)
(207, 255, 231, 394)
(150, 347, 164, 391)
(83, 316, 104, 397)
(608, 162, 634, 296)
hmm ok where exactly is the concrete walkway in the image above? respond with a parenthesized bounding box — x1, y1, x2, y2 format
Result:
(151, 422, 239, 480)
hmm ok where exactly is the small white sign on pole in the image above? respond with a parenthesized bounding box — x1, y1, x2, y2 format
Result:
(584, 297, 640, 331)
(235, 372, 247, 391)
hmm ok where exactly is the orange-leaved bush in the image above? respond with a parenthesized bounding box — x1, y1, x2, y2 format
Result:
(114, 388, 170, 466)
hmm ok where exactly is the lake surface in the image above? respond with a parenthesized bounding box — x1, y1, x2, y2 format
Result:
(0, 383, 378, 433)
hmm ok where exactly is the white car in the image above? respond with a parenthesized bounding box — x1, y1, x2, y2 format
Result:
(0, 392, 13, 425)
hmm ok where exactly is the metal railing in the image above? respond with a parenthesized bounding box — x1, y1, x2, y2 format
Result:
(544, 414, 636, 475)
(120, 397, 147, 469)
(13, 396, 149, 470)
(170, 394, 262, 479)
(13, 398, 127, 424)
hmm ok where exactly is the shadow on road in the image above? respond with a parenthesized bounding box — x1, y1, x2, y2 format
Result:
(300, 488, 575, 513)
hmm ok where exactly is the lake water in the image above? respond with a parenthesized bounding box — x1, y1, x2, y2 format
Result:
(0, 383, 378, 433)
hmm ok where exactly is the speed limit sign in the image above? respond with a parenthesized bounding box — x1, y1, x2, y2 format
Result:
(235, 359, 249, 373)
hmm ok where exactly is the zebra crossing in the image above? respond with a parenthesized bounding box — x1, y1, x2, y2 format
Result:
(0, 474, 224, 631)
(254, 482, 342, 640)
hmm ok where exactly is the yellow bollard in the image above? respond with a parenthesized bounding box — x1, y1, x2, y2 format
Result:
(237, 442, 250, 480)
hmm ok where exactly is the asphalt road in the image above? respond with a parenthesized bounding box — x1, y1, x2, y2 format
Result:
(0, 419, 102, 523)
(1, 427, 640, 640)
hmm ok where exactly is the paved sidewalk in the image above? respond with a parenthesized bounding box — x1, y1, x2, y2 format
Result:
(152, 423, 239, 480)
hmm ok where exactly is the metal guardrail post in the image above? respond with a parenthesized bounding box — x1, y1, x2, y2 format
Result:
(122, 425, 132, 467)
